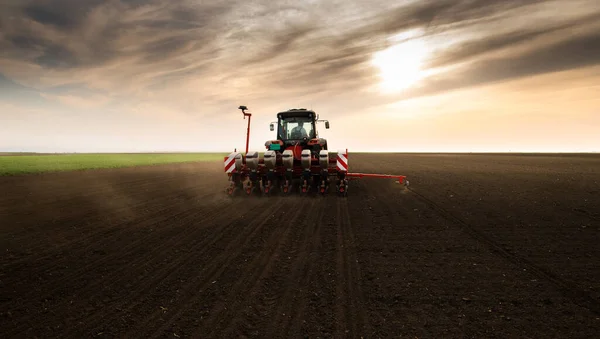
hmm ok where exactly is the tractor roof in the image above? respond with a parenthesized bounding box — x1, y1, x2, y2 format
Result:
(277, 108, 316, 120)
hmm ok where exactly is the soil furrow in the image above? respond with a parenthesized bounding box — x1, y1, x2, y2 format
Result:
(1, 190, 218, 270)
(267, 197, 327, 338)
(58, 197, 266, 338)
(4, 205, 196, 302)
(333, 198, 370, 338)
(408, 186, 600, 315)
(3, 208, 203, 338)
(221, 202, 311, 338)
(202, 197, 319, 338)
(2, 155, 600, 338)
(132, 199, 303, 338)
(334, 198, 350, 337)
(340, 197, 372, 337)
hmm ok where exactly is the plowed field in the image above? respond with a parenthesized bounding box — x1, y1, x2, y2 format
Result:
(2, 154, 599, 338)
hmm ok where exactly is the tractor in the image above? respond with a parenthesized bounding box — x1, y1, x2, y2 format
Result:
(224, 105, 408, 196)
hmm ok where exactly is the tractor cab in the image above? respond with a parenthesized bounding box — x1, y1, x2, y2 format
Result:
(277, 110, 316, 141)
(267, 108, 329, 157)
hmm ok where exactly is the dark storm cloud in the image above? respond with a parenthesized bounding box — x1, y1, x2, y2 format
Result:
(21, 0, 105, 30)
(331, 0, 545, 49)
(8, 35, 44, 50)
(470, 32, 600, 83)
(34, 43, 80, 69)
(244, 25, 317, 64)
(0, 0, 237, 70)
(403, 30, 600, 100)
(140, 36, 196, 63)
(23, 6, 73, 29)
(427, 29, 558, 69)
(271, 54, 370, 92)
(426, 11, 600, 69)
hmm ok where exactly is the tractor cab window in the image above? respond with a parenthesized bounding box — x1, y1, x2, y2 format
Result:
(279, 118, 315, 140)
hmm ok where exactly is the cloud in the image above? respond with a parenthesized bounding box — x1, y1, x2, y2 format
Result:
(400, 29, 600, 100)
(425, 11, 600, 69)
(22, 0, 105, 30)
(1, 0, 236, 71)
(1, 0, 600, 117)
(327, 0, 546, 49)
(41, 93, 111, 109)
(0, 72, 50, 108)
(215, 0, 600, 101)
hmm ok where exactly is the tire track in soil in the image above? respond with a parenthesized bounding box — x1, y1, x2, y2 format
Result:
(334, 197, 371, 338)
(218, 202, 312, 338)
(3, 194, 228, 338)
(261, 198, 326, 339)
(65, 197, 271, 338)
(128, 198, 307, 338)
(222, 197, 326, 338)
(200, 198, 319, 338)
(407, 187, 600, 316)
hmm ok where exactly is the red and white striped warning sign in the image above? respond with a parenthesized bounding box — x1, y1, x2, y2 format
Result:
(336, 150, 348, 172)
(224, 153, 237, 173)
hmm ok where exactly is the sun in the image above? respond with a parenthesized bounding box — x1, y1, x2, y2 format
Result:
(371, 38, 429, 93)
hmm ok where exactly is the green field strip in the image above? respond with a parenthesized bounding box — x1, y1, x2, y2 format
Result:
(0, 153, 227, 175)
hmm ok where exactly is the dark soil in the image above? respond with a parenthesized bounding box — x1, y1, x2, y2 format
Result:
(1, 154, 599, 338)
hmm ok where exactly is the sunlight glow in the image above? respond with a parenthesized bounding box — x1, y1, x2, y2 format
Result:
(371, 38, 429, 94)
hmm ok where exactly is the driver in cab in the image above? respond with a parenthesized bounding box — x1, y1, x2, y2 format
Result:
(291, 121, 309, 139)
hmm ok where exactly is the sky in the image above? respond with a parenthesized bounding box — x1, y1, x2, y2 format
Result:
(1, 0, 599, 153)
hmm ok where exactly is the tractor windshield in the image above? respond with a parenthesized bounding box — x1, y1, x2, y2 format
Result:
(278, 117, 315, 140)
